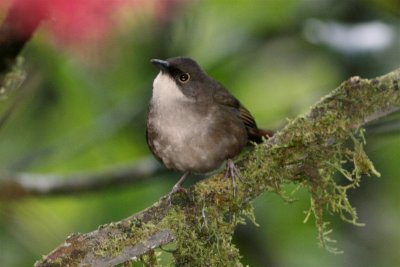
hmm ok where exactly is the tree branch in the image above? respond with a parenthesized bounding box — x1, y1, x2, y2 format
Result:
(35, 68, 400, 266)
(0, 158, 167, 199)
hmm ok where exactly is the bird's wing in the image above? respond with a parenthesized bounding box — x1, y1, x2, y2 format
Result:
(238, 104, 258, 131)
(213, 85, 263, 142)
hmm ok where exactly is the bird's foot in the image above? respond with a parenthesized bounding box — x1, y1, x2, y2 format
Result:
(170, 183, 188, 195)
(167, 172, 190, 203)
(224, 159, 242, 196)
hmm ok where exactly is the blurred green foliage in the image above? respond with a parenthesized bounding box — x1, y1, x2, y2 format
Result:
(1, 0, 399, 266)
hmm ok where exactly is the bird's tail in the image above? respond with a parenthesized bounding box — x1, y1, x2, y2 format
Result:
(248, 128, 275, 144)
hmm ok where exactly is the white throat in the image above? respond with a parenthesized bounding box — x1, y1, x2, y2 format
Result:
(152, 72, 186, 104)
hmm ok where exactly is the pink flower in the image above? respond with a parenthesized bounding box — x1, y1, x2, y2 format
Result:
(44, 0, 137, 45)
(1, 0, 188, 47)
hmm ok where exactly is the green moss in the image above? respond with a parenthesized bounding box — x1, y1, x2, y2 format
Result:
(236, 75, 393, 253)
(140, 250, 160, 266)
(162, 199, 242, 266)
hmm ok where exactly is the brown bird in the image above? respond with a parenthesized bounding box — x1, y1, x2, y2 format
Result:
(146, 57, 272, 194)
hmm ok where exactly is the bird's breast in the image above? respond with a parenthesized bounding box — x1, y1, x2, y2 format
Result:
(147, 99, 247, 173)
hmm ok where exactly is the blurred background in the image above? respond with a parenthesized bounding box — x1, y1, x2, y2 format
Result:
(0, 0, 399, 266)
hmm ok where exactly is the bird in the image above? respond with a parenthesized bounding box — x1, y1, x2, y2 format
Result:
(146, 57, 272, 194)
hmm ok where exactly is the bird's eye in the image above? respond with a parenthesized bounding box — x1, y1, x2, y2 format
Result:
(179, 73, 190, 83)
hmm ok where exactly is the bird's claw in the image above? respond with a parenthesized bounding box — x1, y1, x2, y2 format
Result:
(224, 159, 242, 196)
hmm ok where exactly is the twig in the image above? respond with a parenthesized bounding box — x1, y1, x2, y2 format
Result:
(0, 0, 45, 84)
(0, 0, 46, 130)
(0, 158, 167, 199)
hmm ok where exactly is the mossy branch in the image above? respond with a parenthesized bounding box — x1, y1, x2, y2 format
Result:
(35, 68, 400, 266)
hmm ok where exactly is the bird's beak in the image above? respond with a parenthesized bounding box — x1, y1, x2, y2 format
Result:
(150, 59, 170, 71)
